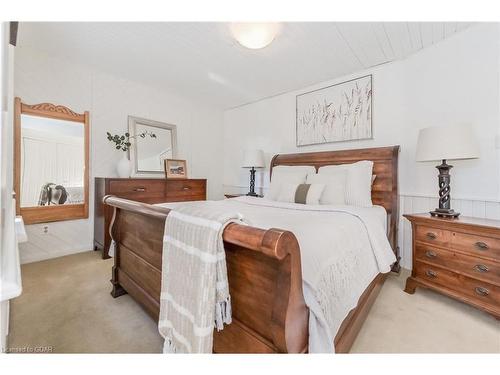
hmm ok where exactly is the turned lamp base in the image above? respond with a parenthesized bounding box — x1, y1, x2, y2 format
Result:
(246, 167, 259, 197)
(430, 159, 460, 219)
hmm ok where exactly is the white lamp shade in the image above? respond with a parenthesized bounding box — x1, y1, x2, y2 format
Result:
(242, 149, 265, 168)
(416, 125, 480, 162)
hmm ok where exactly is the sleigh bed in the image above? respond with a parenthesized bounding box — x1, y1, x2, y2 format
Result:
(104, 145, 400, 353)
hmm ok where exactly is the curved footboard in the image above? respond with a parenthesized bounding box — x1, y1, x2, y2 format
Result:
(103, 195, 309, 353)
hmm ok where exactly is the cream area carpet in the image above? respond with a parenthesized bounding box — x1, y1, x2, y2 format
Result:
(8, 251, 500, 353)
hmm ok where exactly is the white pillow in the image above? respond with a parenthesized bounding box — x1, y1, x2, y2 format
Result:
(306, 170, 347, 205)
(318, 160, 374, 207)
(276, 183, 325, 205)
(265, 165, 316, 200)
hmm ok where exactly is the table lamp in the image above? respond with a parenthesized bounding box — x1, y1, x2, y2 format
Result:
(242, 149, 265, 197)
(416, 124, 479, 218)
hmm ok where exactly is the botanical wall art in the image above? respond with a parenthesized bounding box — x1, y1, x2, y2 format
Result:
(296, 75, 372, 146)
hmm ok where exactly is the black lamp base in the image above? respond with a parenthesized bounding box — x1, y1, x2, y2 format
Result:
(430, 208, 460, 218)
(431, 159, 460, 219)
(247, 167, 258, 196)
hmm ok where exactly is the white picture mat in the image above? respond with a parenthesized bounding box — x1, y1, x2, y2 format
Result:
(296, 75, 372, 146)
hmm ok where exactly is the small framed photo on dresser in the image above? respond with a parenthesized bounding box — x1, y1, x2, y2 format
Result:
(164, 159, 188, 179)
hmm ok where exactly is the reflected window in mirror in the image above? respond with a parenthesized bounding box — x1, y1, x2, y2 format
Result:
(14, 98, 89, 224)
(128, 116, 177, 177)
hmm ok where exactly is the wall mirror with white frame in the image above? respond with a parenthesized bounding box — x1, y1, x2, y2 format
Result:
(14, 97, 89, 224)
(128, 115, 177, 177)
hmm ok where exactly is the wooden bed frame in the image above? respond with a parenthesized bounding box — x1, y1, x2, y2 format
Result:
(104, 145, 400, 353)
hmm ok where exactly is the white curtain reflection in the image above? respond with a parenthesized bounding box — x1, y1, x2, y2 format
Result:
(20, 115, 84, 207)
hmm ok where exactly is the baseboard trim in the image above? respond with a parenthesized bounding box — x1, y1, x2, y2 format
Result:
(20, 246, 93, 265)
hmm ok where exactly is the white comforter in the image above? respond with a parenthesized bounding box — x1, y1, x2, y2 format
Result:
(157, 196, 396, 353)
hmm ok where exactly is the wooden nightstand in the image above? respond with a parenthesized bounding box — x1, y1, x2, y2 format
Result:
(404, 214, 500, 319)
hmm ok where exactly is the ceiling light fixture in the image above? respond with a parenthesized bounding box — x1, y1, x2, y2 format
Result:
(229, 23, 281, 50)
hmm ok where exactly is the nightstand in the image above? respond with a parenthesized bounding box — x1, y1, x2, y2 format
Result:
(404, 214, 500, 319)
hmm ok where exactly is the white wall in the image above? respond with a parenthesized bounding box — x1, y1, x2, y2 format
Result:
(15, 46, 224, 263)
(223, 24, 500, 269)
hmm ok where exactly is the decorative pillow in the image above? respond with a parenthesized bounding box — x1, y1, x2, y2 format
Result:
(276, 183, 325, 205)
(318, 160, 374, 207)
(306, 170, 347, 205)
(265, 165, 316, 200)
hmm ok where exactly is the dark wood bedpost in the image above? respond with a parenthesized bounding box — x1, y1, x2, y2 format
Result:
(389, 145, 401, 273)
(108, 203, 127, 298)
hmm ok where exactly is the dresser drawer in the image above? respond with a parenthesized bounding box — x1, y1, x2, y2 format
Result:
(108, 179, 166, 195)
(415, 244, 500, 286)
(451, 232, 500, 261)
(415, 225, 452, 247)
(166, 180, 206, 199)
(415, 261, 500, 306)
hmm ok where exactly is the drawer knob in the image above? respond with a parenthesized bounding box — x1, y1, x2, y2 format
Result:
(474, 241, 489, 250)
(182, 186, 191, 191)
(426, 232, 437, 240)
(475, 286, 489, 296)
(425, 250, 437, 258)
(474, 264, 489, 273)
(425, 269, 437, 278)
(133, 187, 146, 192)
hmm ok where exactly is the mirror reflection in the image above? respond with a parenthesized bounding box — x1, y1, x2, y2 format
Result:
(135, 123, 173, 172)
(20, 114, 84, 207)
(128, 116, 177, 176)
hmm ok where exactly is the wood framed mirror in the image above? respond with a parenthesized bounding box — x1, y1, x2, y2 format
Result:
(14, 97, 90, 224)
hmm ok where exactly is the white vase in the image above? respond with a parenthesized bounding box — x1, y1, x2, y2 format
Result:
(116, 153, 131, 178)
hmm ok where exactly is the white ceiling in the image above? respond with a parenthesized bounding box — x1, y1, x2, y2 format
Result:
(17, 22, 472, 109)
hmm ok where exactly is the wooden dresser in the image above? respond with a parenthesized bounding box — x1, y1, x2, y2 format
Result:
(94, 177, 206, 259)
(404, 214, 500, 319)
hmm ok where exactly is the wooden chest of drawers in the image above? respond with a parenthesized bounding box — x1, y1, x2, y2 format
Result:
(94, 177, 206, 259)
(404, 214, 500, 319)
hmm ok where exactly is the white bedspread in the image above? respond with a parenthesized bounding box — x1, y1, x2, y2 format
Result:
(157, 196, 395, 353)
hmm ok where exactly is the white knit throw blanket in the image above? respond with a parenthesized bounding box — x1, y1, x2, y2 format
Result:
(158, 202, 245, 353)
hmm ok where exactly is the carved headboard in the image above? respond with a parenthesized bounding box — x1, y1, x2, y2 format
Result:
(270, 145, 400, 270)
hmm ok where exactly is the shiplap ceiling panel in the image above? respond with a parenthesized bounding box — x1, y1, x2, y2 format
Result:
(407, 23, 423, 51)
(370, 24, 396, 61)
(17, 22, 472, 109)
(432, 23, 445, 44)
(383, 23, 413, 59)
(336, 23, 388, 68)
(444, 23, 458, 37)
(419, 23, 435, 48)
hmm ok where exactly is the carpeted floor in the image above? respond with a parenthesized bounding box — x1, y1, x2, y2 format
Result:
(8, 251, 500, 353)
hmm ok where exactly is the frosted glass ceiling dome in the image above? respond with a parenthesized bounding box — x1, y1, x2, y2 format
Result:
(229, 23, 281, 49)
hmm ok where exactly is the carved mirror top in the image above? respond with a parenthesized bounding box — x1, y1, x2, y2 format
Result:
(21, 101, 86, 122)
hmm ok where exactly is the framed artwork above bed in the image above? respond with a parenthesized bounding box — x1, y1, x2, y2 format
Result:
(296, 74, 373, 146)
